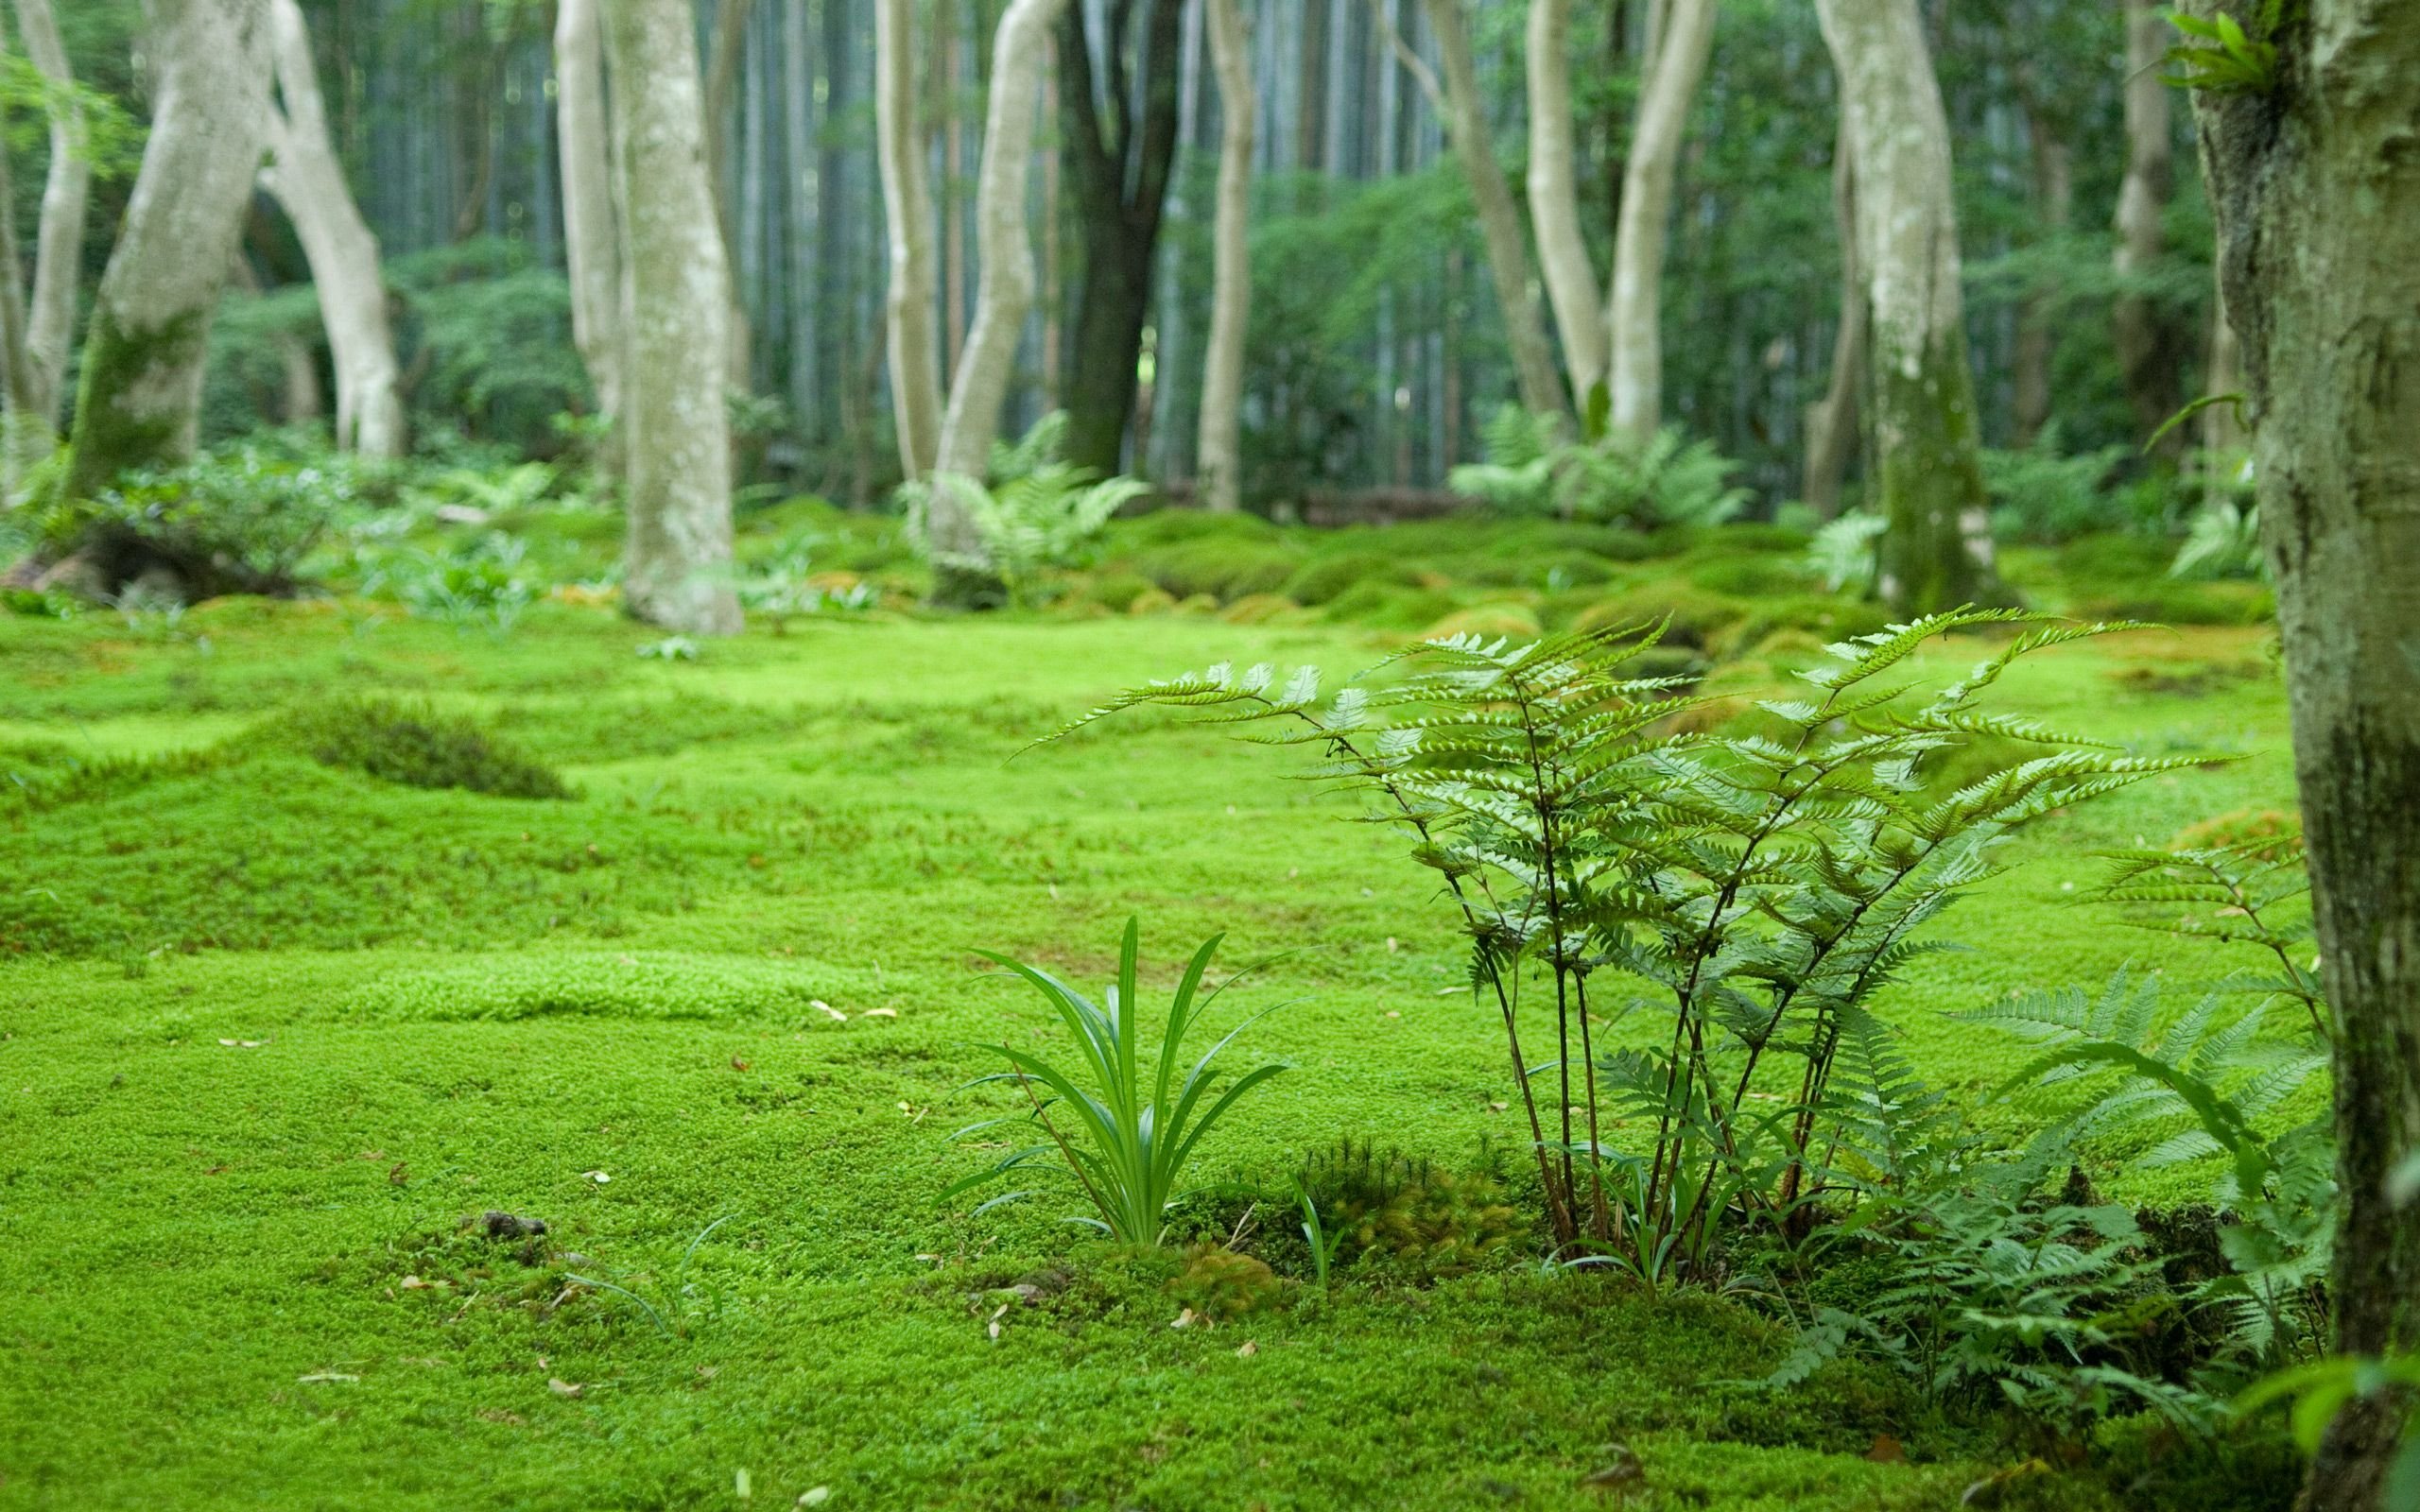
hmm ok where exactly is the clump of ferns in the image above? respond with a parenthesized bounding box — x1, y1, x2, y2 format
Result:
(2078, 831, 2327, 1042)
(1036, 610, 2193, 1280)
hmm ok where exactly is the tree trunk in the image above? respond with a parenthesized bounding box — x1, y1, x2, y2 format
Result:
(1414, 0, 1565, 421)
(0, 61, 43, 480)
(1602, 0, 1715, 443)
(929, 0, 1067, 600)
(2186, 6, 2420, 1505)
(1814, 0, 2003, 615)
(2012, 98, 2071, 446)
(875, 0, 944, 478)
(1524, 0, 1605, 409)
(258, 0, 405, 457)
(13, 0, 85, 438)
(1802, 115, 1863, 517)
(2204, 279, 2243, 459)
(554, 0, 623, 464)
(703, 0, 757, 390)
(1196, 0, 1251, 513)
(2113, 0, 2185, 455)
(61, 0, 273, 502)
(602, 0, 741, 636)
(1055, 0, 1184, 477)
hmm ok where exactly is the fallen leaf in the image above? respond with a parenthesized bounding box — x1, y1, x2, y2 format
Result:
(1488, 1101, 1509, 1112)
(1385, 936, 1401, 954)
(797, 1489, 831, 1508)
(1235, 1340, 1258, 1357)
(1383, 1010, 1400, 1020)
(1867, 1434, 1906, 1463)
(399, 1275, 433, 1290)
(735, 1468, 752, 1499)
(861, 1007, 898, 1019)
(202, 1164, 228, 1177)
(987, 1319, 1001, 1342)
(812, 1000, 847, 1021)
(582, 1170, 611, 1184)
(1577, 1443, 1645, 1496)
(1170, 1308, 1198, 1330)
(297, 1370, 359, 1383)
(357, 1150, 386, 1160)
(731, 1057, 752, 1073)
(388, 1160, 409, 1186)
(547, 1378, 584, 1399)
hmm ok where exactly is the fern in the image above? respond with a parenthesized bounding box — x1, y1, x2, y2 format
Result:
(901, 463, 1148, 609)
(1443, 409, 1746, 527)
(1036, 610, 2187, 1275)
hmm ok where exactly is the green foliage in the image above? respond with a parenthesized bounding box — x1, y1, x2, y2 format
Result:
(0, 54, 145, 178)
(901, 414, 1151, 608)
(280, 697, 571, 800)
(1981, 434, 2137, 544)
(1295, 1139, 1527, 1280)
(1167, 1243, 1284, 1321)
(2082, 834, 2323, 1038)
(366, 532, 541, 637)
(2236, 1354, 2420, 1504)
(2166, 4, 2281, 95)
(1806, 512, 1889, 594)
(2171, 497, 2266, 582)
(45, 436, 358, 598)
(1042, 611, 2186, 1273)
(945, 919, 1289, 1246)
(388, 240, 587, 452)
(1449, 407, 1749, 529)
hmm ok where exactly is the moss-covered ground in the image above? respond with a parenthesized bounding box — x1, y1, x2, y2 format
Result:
(0, 569, 2296, 1510)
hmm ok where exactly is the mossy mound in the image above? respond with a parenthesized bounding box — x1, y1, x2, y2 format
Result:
(279, 698, 571, 799)
(1280, 550, 1420, 606)
(344, 951, 883, 1023)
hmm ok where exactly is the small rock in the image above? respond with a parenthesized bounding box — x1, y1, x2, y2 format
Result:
(480, 1211, 548, 1240)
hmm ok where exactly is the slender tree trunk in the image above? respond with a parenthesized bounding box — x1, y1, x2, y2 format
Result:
(1525, 0, 1605, 408)
(1411, 0, 1564, 421)
(929, 0, 1067, 600)
(1197, 0, 1252, 513)
(1814, 0, 2003, 615)
(61, 0, 273, 502)
(2012, 100, 2072, 445)
(703, 0, 757, 390)
(1802, 115, 1863, 517)
(14, 0, 85, 438)
(554, 0, 623, 464)
(1055, 0, 1185, 477)
(2187, 7, 2420, 1504)
(875, 0, 944, 478)
(2113, 0, 2186, 455)
(258, 0, 405, 456)
(1602, 0, 1715, 442)
(602, 0, 741, 635)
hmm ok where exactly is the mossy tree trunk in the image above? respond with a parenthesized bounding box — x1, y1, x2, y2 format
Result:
(601, 0, 742, 636)
(12, 0, 86, 446)
(61, 0, 272, 502)
(1814, 0, 2004, 616)
(2186, 2, 2420, 1506)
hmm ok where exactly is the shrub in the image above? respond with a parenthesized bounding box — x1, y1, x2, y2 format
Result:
(43, 438, 360, 601)
(1981, 433, 2136, 543)
(899, 416, 1150, 609)
(279, 699, 571, 800)
(944, 919, 1289, 1246)
(1447, 407, 1749, 529)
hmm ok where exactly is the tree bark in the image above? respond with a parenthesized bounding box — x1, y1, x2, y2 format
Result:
(601, 0, 741, 635)
(2113, 0, 2186, 455)
(62, 0, 273, 502)
(2204, 280, 2244, 458)
(0, 55, 44, 479)
(1525, 0, 1605, 409)
(1814, 0, 2003, 615)
(875, 0, 944, 478)
(554, 0, 623, 463)
(13, 0, 85, 438)
(258, 0, 405, 457)
(2185, 5, 2420, 1505)
(703, 0, 756, 390)
(1603, 0, 1715, 442)
(1054, 0, 1184, 477)
(1802, 114, 1863, 517)
(2012, 96, 2071, 446)
(1413, 0, 1565, 421)
(1197, 0, 1252, 514)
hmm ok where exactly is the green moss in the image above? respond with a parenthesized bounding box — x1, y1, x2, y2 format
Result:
(1872, 332, 2009, 615)
(281, 698, 571, 799)
(60, 305, 213, 503)
(1281, 550, 1418, 605)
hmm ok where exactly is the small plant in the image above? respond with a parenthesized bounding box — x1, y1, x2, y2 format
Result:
(371, 533, 540, 637)
(900, 411, 1150, 608)
(2237, 1353, 2420, 1497)
(44, 438, 357, 601)
(281, 698, 571, 800)
(2171, 496, 2267, 581)
(1167, 1242, 1284, 1321)
(1447, 406, 1747, 528)
(560, 1214, 735, 1338)
(2081, 833, 2324, 1039)
(1295, 1139, 1527, 1280)
(1806, 511, 1889, 593)
(636, 635, 700, 662)
(2165, 1, 2281, 95)
(944, 919, 1289, 1246)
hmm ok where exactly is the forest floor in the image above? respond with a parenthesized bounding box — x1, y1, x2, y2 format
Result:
(0, 589, 2298, 1510)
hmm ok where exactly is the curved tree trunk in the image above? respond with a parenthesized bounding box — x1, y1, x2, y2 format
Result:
(1414, 0, 1565, 421)
(62, 0, 272, 502)
(602, 0, 741, 635)
(1196, 0, 1252, 514)
(2187, 5, 2420, 1506)
(0, 72, 44, 482)
(1524, 0, 1604, 408)
(2112, 0, 2185, 455)
(874, 0, 943, 479)
(554, 0, 623, 466)
(1603, 0, 1716, 443)
(1802, 116, 1863, 518)
(259, 0, 405, 457)
(14, 0, 85, 438)
(1814, 0, 2002, 615)
(1054, 0, 1185, 478)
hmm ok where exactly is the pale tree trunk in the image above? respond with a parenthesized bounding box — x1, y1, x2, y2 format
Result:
(2113, 0, 2183, 454)
(2012, 97, 2071, 445)
(1524, 0, 1605, 409)
(602, 0, 741, 635)
(62, 0, 272, 502)
(1407, 0, 1564, 421)
(928, 0, 1066, 604)
(703, 0, 755, 389)
(0, 65, 44, 481)
(14, 0, 84, 438)
(258, 0, 405, 457)
(874, 0, 943, 479)
(1814, 0, 2003, 615)
(1802, 116, 1863, 517)
(554, 0, 623, 464)
(1603, 0, 1714, 443)
(1196, 0, 1252, 514)
(2187, 7, 2420, 1506)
